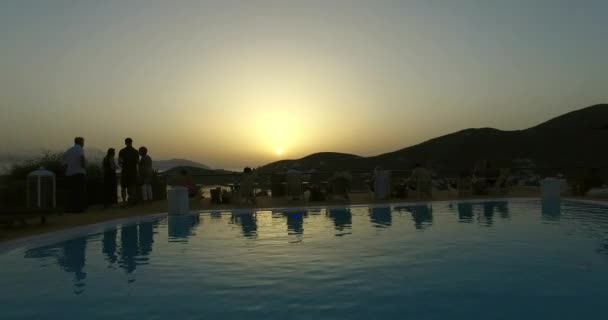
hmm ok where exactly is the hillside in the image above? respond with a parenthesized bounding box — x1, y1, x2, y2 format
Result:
(161, 165, 233, 176)
(153, 159, 210, 172)
(260, 104, 608, 172)
(258, 152, 362, 173)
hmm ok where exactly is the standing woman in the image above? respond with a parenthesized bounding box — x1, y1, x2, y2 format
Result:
(138, 146, 154, 203)
(102, 148, 118, 208)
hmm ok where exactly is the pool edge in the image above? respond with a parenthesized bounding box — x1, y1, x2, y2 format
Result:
(2, 197, 606, 254)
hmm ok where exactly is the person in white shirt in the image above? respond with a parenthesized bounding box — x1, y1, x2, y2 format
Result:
(138, 146, 153, 203)
(64, 137, 87, 213)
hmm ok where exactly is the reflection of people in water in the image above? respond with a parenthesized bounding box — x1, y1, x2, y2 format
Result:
(496, 202, 509, 219)
(457, 203, 474, 223)
(138, 222, 155, 256)
(541, 200, 561, 221)
(168, 214, 201, 242)
(396, 205, 433, 229)
(119, 225, 139, 274)
(369, 207, 392, 228)
(285, 211, 306, 235)
(24, 239, 88, 294)
(327, 208, 352, 236)
(231, 211, 257, 238)
(102, 228, 118, 264)
(598, 238, 608, 256)
(58, 238, 87, 294)
(481, 202, 496, 226)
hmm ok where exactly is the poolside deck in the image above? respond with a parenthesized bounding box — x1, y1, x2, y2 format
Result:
(0, 186, 597, 243)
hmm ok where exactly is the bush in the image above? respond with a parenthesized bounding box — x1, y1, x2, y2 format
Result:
(8, 152, 66, 181)
(8, 152, 102, 181)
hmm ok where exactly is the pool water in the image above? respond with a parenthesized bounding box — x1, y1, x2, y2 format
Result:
(2, 199, 608, 319)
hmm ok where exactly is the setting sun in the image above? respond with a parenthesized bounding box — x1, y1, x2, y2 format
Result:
(276, 148, 284, 156)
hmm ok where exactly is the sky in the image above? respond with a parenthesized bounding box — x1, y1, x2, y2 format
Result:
(1, 0, 607, 168)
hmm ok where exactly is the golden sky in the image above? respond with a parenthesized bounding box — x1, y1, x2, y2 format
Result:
(1, 1, 606, 168)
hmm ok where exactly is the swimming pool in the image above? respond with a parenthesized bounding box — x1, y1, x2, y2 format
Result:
(2, 199, 608, 319)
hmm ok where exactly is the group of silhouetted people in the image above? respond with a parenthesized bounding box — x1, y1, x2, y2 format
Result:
(63, 136, 154, 213)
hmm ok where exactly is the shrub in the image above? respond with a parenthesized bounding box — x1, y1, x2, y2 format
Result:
(8, 152, 66, 181)
(8, 152, 102, 181)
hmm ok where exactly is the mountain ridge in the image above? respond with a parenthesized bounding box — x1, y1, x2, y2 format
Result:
(260, 104, 608, 172)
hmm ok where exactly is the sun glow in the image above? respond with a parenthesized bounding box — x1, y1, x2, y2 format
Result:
(275, 148, 284, 156)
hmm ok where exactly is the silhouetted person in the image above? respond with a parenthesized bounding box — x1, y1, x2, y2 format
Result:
(102, 148, 118, 208)
(118, 138, 139, 205)
(238, 167, 256, 203)
(407, 163, 432, 191)
(63, 137, 87, 213)
(138, 146, 153, 203)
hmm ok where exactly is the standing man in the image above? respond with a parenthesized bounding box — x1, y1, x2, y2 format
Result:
(118, 138, 139, 205)
(138, 146, 154, 203)
(64, 137, 87, 213)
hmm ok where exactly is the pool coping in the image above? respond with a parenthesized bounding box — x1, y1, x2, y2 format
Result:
(1, 197, 606, 254)
(0, 212, 168, 255)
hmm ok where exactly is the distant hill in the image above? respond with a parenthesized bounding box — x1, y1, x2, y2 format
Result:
(259, 152, 362, 173)
(260, 104, 608, 173)
(161, 165, 233, 176)
(160, 165, 237, 185)
(153, 159, 210, 172)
